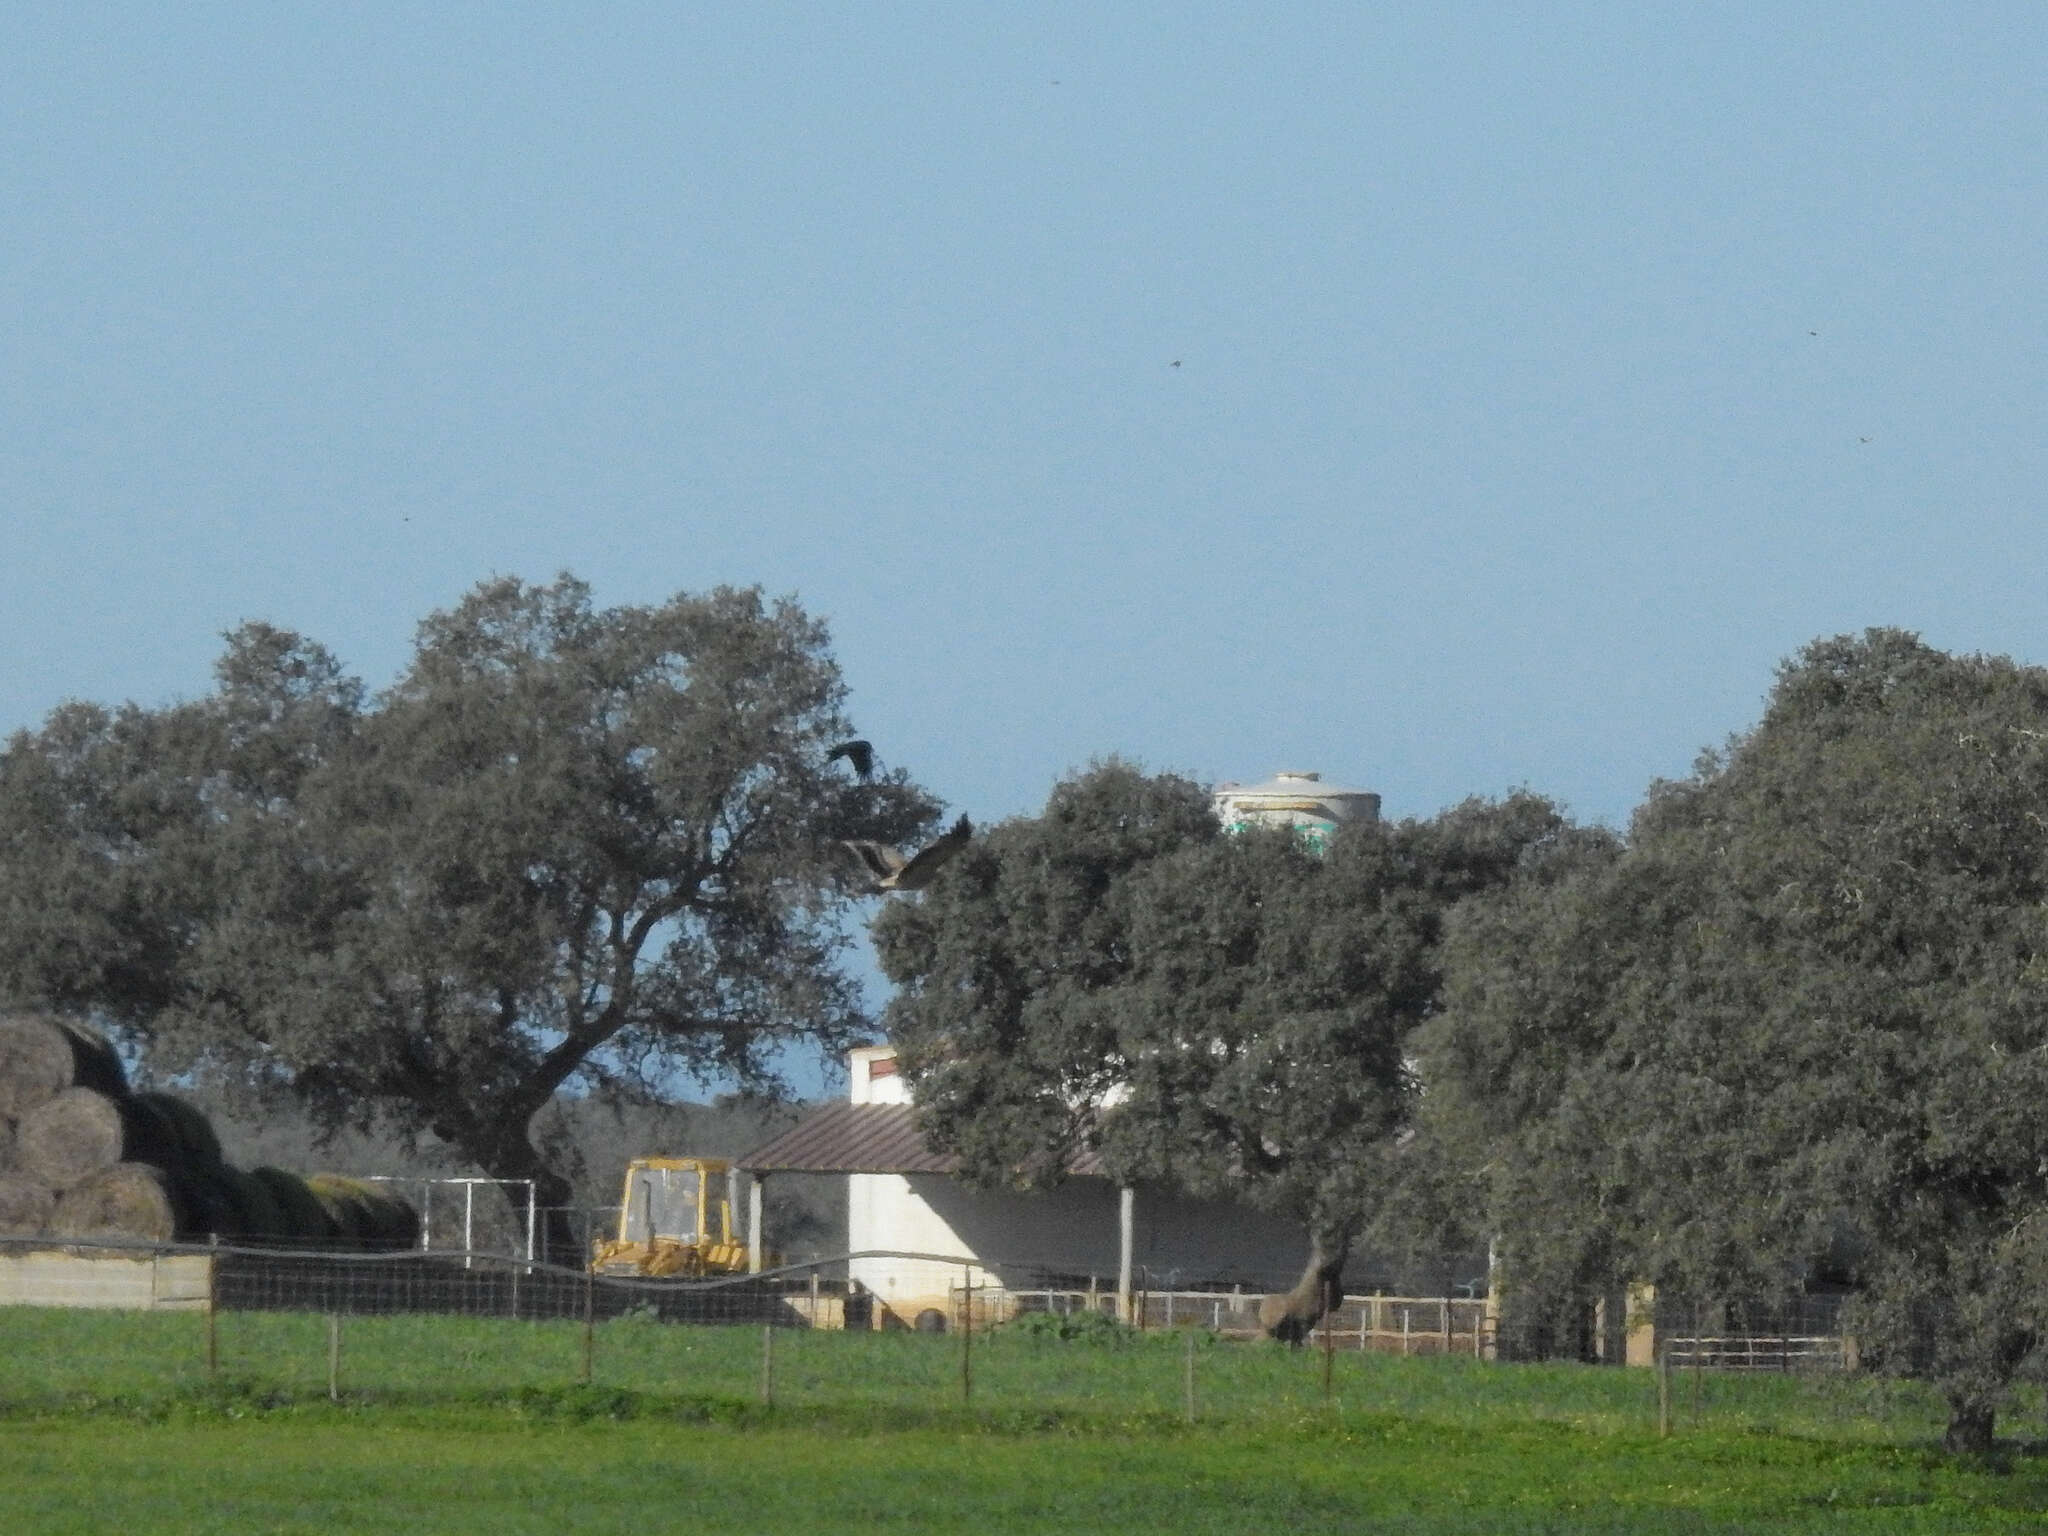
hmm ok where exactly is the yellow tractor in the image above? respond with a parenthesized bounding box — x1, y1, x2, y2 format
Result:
(590, 1156, 755, 1278)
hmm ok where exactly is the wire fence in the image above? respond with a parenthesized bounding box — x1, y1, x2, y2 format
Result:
(0, 1235, 1876, 1436)
(0, 1235, 1856, 1381)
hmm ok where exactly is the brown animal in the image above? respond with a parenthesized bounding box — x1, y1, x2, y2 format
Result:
(1259, 1236, 1348, 1345)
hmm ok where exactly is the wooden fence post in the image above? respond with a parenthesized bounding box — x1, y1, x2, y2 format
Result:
(960, 1268, 973, 1407)
(205, 1233, 219, 1378)
(1658, 1344, 1670, 1437)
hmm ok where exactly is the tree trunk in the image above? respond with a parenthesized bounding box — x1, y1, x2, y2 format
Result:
(454, 1124, 582, 1268)
(1259, 1233, 1347, 1346)
(1943, 1400, 1996, 1457)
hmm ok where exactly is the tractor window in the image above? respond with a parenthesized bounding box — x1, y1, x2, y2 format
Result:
(626, 1166, 702, 1243)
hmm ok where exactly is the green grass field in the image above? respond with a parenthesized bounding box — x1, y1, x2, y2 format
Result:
(5, 1307, 2046, 1533)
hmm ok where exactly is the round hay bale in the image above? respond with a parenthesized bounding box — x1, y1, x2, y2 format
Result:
(304, 1172, 371, 1245)
(306, 1173, 419, 1251)
(167, 1164, 240, 1241)
(131, 1091, 224, 1169)
(51, 1162, 178, 1243)
(0, 1171, 55, 1236)
(249, 1165, 334, 1243)
(15, 1088, 180, 1189)
(214, 1164, 284, 1242)
(0, 1012, 127, 1118)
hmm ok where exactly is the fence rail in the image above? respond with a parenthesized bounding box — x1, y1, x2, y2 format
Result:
(1665, 1334, 1847, 1371)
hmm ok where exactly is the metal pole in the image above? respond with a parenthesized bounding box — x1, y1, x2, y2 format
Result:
(761, 1324, 775, 1406)
(1116, 1185, 1135, 1324)
(524, 1180, 536, 1264)
(1184, 1327, 1197, 1424)
(464, 1181, 476, 1271)
(329, 1311, 342, 1402)
(1658, 1344, 1670, 1437)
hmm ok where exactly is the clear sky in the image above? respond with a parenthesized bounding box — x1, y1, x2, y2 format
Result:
(5, 7, 2044, 1086)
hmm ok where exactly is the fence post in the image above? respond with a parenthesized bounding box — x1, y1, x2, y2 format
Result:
(1184, 1327, 1197, 1424)
(960, 1267, 973, 1408)
(1657, 1343, 1670, 1438)
(205, 1233, 219, 1378)
(1691, 1301, 1703, 1424)
(761, 1324, 775, 1406)
(580, 1216, 595, 1386)
(329, 1311, 343, 1402)
(1321, 1280, 1335, 1403)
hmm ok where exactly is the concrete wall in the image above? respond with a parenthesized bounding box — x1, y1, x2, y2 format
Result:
(0, 1250, 212, 1310)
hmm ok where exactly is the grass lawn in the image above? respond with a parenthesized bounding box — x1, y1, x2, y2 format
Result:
(5, 1308, 2048, 1533)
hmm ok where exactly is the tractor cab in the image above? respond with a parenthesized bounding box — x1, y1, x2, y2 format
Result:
(590, 1156, 750, 1277)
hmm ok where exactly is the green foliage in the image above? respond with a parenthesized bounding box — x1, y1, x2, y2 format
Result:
(993, 1307, 1145, 1346)
(1418, 628, 2048, 1449)
(0, 575, 940, 1254)
(877, 761, 1581, 1273)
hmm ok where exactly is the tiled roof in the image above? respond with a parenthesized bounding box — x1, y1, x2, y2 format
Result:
(738, 1100, 1105, 1177)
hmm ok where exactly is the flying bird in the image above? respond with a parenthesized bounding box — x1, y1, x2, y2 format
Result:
(827, 739, 875, 780)
(842, 814, 973, 894)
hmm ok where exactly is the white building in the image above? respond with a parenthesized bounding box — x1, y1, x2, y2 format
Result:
(739, 1044, 1309, 1328)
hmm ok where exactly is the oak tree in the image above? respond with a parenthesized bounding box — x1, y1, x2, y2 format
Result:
(1420, 630, 2048, 1452)
(0, 575, 938, 1259)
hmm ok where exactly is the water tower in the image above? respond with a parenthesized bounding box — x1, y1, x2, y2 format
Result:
(1210, 770, 1380, 853)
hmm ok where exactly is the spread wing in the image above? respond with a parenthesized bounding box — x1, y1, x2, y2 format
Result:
(840, 840, 905, 882)
(827, 739, 875, 779)
(887, 814, 972, 891)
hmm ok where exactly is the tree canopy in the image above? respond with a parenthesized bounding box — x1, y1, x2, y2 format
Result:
(873, 760, 1574, 1324)
(0, 575, 938, 1257)
(1416, 629, 2048, 1452)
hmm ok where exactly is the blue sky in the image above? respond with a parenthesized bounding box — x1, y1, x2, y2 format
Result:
(6, 6, 2045, 1088)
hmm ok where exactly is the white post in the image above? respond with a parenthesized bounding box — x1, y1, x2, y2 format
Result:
(1116, 1185, 1135, 1324)
(463, 1180, 476, 1270)
(748, 1174, 764, 1273)
(524, 1181, 537, 1265)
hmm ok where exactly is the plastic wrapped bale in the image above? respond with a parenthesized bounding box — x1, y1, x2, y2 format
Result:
(306, 1173, 419, 1251)
(167, 1165, 241, 1241)
(0, 1171, 55, 1236)
(0, 1013, 127, 1119)
(248, 1166, 336, 1244)
(15, 1088, 180, 1190)
(132, 1091, 225, 1171)
(213, 1164, 285, 1242)
(51, 1162, 180, 1243)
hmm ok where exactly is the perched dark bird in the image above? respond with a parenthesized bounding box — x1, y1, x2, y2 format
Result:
(842, 814, 972, 894)
(827, 739, 875, 780)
